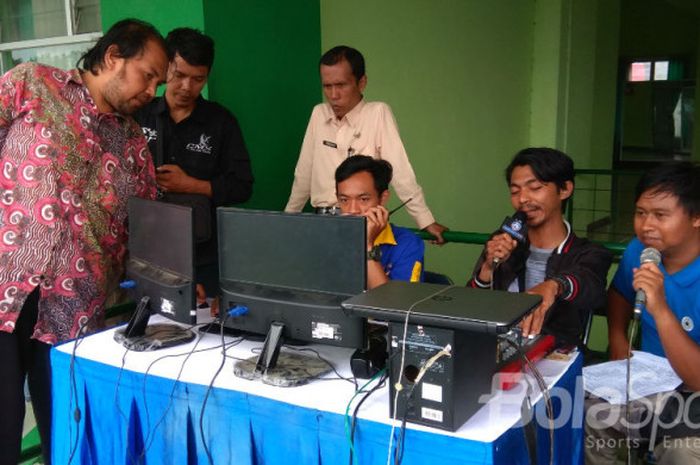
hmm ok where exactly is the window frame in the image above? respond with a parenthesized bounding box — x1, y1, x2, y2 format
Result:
(0, 0, 101, 73)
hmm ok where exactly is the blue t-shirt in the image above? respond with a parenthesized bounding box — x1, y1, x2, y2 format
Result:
(611, 237, 700, 356)
(378, 224, 424, 282)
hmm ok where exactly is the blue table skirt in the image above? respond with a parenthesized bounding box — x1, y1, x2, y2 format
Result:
(51, 348, 583, 465)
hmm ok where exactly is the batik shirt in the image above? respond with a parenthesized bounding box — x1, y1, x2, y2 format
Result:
(0, 63, 156, 344)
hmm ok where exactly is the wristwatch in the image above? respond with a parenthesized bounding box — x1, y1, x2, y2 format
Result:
(366, 246, 382, 262)
(549, 275, 571, 298)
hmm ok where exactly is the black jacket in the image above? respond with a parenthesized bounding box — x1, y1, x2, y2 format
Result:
(135, 96, 254, 265)
(468, 231, 613, 344)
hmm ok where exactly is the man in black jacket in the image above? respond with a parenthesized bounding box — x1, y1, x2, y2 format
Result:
(135, 28, 254, 303)
(467, 147, 612, 344)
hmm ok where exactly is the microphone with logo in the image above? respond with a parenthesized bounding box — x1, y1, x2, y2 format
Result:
(493, 211, 528, 264)
(633, 247, 662, 319)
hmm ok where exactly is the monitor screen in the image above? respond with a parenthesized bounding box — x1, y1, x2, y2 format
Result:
(126, 197, 196, 325)
(217, 208, 366, 349)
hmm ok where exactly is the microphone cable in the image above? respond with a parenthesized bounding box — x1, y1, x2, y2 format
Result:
(625, 317, 640, 465)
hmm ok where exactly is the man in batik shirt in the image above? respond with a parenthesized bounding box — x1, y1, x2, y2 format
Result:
(0, 19, 167, 465)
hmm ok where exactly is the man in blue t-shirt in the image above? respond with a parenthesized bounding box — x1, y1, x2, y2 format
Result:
(335, 155, 424, 289)
(586, 162, 700, 465)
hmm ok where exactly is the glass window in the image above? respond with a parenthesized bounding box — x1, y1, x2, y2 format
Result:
(0, 0, 100, 74)
(1, 0, 68, 42)
(654, 61, 669, 81)
(74, 0, 101, 34)
(629, 61, 651, 82)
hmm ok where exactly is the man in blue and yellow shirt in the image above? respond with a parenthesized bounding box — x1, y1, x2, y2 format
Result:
(335, 155, 424, 289)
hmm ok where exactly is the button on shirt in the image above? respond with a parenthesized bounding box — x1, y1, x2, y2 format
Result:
(285, 100, 435, 229)
(0, 63, 157, 344)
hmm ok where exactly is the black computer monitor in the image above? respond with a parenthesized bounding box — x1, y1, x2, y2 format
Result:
(217, 208, 367, 385)
(126, 197, 197, 326)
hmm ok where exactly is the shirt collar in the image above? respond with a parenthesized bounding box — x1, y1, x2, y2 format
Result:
(70, 69, 120, 118)
(154, 96, 169, 115)
(666, 252, 700, 287)
(373, 223, 397, 246)
(158, 95, 206, 121)
(323, 98, 366, 125)
(67, 68, 84, 86)
(188, 96, 207, 122)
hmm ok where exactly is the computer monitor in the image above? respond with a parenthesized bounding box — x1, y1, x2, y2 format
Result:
(125, 197, 197, 326)
(217, 208, 367, 385)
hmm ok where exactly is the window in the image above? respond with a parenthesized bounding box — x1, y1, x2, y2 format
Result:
(0, 0, 101, 74)
(627, 59, 682, 82)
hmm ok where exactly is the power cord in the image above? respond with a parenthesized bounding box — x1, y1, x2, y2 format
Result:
(500, 336, 555, 465)
(67, 308, 104, 465)
(200, 305, 250, 465)
(345, 368, 387, 465)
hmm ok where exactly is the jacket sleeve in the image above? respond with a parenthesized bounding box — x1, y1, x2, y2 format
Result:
(209, 113, 254, 207)
(549, 241, 613, 312)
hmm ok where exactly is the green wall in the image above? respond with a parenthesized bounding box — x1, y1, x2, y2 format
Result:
(203, 0, 322, 210)
(101, 0, 204, 34)
(320, 0, 618, 282)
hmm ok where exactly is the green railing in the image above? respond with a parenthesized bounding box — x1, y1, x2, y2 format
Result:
(405, 167, 647, 258)
(409, 228, 626, 256)
(566, 168, 644, 245)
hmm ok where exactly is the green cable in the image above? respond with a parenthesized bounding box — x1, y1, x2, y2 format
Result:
(344, 368, 388, 464)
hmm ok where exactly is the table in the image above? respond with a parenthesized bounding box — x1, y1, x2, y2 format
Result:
(51, 316, 584, 465)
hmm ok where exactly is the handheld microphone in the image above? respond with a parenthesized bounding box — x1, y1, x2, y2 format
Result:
(493, 211, 528, 264)
(501, 210, 528, 243)
(633, 247, 662, 318)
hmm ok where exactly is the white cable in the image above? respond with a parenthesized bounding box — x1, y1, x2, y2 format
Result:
(413, 345, 452, 385)
(625, 319, 639, 465)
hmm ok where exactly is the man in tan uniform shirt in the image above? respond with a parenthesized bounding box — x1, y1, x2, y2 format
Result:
(284, 46, 448, 243)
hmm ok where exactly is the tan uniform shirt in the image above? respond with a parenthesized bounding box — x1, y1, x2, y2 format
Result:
(285, 100, 435, 229)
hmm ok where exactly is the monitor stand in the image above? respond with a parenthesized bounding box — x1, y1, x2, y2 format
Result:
(113, 296, 196, 351)
(233, 322, 331, 387)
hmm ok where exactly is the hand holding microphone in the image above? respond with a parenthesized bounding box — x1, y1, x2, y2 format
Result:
(632, 247, 662, 319)
(491, 211, 528, 265)
(477, 211, 529, 285)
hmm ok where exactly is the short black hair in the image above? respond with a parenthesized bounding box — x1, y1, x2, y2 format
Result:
(335, 155, 392, 194)
(166, 27, 215, 71)
(505, 147, 575, 211)
(634, 161, 700, 217)
(79, 18, 165, 74)
(319, 46, 365, 82)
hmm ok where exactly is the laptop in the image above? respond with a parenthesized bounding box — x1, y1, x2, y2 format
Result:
(341, 281, 541, 334)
